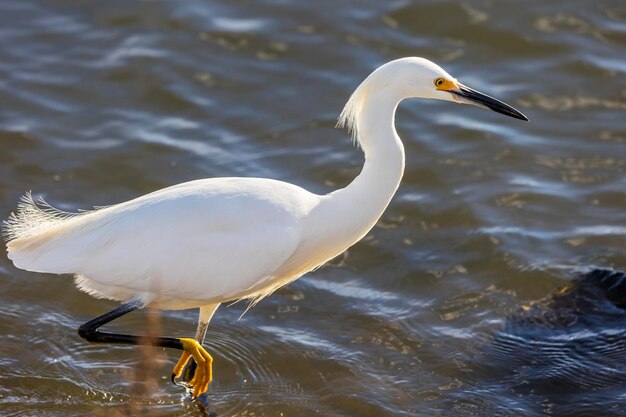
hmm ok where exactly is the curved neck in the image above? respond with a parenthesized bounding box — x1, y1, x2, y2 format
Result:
(321, 91, 405, 244)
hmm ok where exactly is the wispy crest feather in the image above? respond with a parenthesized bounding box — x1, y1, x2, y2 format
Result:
(336, 77, 372, 147)
(2, 192, 87, 243)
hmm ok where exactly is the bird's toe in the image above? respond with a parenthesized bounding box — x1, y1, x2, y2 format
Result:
(171, 350, 192, 385)
(176, 338, 213, 398)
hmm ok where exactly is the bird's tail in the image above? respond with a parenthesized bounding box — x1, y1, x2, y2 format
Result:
(2, 192, 87, 272)
(4, 192, 75, 242)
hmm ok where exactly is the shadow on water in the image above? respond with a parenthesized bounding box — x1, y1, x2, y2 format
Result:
(452, 269, 626, 417)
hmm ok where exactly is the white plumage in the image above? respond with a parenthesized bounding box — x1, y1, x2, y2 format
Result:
(6, 179, 319, 308)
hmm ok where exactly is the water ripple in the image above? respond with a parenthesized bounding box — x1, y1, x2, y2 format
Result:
(1, 0, 625, 415)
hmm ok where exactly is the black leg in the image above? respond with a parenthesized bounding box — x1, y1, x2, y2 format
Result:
(77, 300, 183, 350)
(77, 300, 214, 398)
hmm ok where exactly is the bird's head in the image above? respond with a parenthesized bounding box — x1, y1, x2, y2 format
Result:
(337, 57, 528, 141)
(373, 57, 528, 121)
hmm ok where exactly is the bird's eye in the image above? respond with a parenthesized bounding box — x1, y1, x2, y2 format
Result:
(434, 78, 445, 87)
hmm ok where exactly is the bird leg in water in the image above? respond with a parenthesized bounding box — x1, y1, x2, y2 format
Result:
(77, 300, 213, 398)
(171, 338, 213, 397)
(172, 305, 217, 395)
(173, 318, 209, 383)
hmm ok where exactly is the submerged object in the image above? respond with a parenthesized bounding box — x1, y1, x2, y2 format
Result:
(457, 269, 626, 416)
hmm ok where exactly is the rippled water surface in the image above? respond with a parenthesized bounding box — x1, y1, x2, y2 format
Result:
(1, 1, 625, 416)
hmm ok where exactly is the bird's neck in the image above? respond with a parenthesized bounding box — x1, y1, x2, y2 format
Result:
(321, 91, 405, 246)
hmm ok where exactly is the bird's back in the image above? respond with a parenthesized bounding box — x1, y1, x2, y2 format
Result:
(4, 177, 321, 306)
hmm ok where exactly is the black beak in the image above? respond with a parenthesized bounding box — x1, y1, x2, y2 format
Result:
(450, 85, 528, 121)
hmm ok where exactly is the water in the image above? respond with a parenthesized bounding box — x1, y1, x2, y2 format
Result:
(0, 1, 625, 416)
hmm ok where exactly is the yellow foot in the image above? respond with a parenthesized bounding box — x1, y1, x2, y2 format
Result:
(171, 338, 213, 398)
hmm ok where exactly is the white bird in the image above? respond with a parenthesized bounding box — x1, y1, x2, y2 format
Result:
(2, 57, 527, 398)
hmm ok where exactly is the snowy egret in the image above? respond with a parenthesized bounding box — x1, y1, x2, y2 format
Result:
(3, 57, 527, 398)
